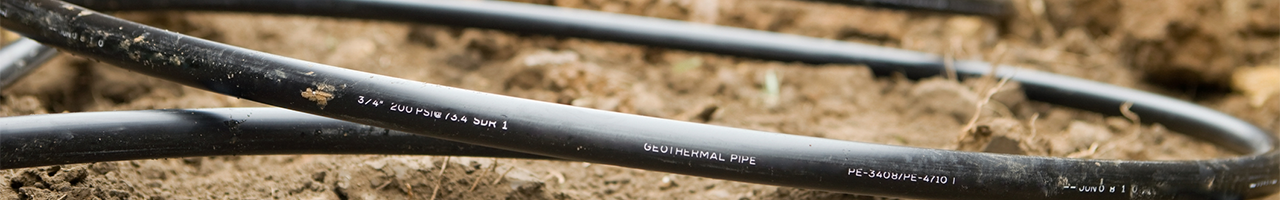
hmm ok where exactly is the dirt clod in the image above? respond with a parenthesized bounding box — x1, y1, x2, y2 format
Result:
(300, 87, 334, 108)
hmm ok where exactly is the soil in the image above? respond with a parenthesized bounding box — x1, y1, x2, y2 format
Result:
(2, 0, 1278, 199)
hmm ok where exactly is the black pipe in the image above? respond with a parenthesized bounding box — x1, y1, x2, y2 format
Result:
(58, 0, 1271, 155)
(3, 0, 1277, 199)
(0, 38, 57, 90)
(0, 108, 549, 169)
(0, 29, 546, 169)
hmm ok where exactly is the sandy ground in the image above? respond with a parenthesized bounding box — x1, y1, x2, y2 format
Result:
(2, 0, 1278, 199)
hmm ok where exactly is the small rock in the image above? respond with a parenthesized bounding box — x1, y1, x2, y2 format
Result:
(658, 176, 678, 190)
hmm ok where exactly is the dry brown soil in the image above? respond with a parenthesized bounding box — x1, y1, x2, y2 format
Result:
(2, 0, 1278, 199)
